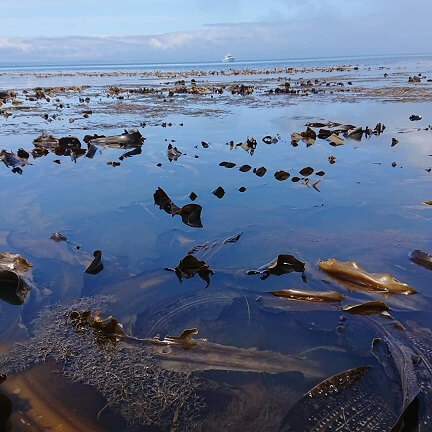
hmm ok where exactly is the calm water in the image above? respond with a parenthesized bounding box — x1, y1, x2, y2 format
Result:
(0, 55, 432, 431)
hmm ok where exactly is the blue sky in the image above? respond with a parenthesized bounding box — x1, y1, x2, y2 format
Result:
(0, 0, 430, 64)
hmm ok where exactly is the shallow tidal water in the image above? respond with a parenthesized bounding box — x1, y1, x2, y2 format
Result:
(1, 55, 432, 431)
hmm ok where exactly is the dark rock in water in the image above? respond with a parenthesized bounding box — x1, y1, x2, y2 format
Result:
(291, 176, 300, 182)
(392, 162, 397, 167)
(274, 170, 290, 181)
(53, 159, 61, 164)
(239, 187, 246, 192)
(189, 192, 197, 201)
(213, 186, 225, 199)
(0, 391, 11, 432)
(239, 164, 252, 172)
(85, 250, 103, 275)
(219, 161, 236, 168)
(254, 166, 267, 177)
(299, 166, 314, 176)
(50, 232, 67, 242)
(58, 136, 81, 148)
(17, 148, 29, 159)
(0, 270, 30, 305)
(409, 115, 422, 121)
(391, 138, 399, 147)
(201, 141, 209, 148)
(328, 155, 336, 164)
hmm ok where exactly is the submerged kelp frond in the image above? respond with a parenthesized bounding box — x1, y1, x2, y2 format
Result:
(0, 296, 203, 429)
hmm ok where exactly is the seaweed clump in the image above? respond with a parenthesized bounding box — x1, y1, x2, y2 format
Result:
(0, 296, 204, 430)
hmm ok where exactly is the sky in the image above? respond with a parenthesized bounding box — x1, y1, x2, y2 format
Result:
(0, 0, 430, 64)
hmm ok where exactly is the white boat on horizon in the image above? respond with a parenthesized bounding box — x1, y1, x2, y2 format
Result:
(222, 54, 235, 63)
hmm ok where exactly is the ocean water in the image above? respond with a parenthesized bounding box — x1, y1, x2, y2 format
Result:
(0, 54, 431, 431)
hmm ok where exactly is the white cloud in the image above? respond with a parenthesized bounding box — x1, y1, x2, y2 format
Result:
(0, 38, 30, 51)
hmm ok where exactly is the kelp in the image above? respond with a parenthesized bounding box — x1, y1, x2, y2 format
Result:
(166, 143, 182, 162)
(248, 254, 305, 280)
(166, 255, 214, 287)
(0, 252, 32, 274)
(0, 297, 202, 428)
(319, 258, 416, 295)
(410, 249, 432, 270)
(89, 129, 143, 148)
(85, 250, 103, 275)
(270, 289, 344, 302)
(154, 187, 203, 228)
(278, 366, 399, 431)
(342, 300, 390, 315)
(328, 133, 344, 146)
(0, 150, 29, 173)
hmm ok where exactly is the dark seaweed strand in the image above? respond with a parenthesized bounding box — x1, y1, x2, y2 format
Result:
(0, 296, 204, 430)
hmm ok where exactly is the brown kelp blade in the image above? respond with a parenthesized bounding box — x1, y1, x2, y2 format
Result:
(319, 258, 416, 295)
(270, 289, 344, 302)
(149, 333, 321, 376)
(0, 252, 32, 274)
(278, 366, 398, 432)
(342, 300, 390, 315)
(85, 250, 103, 275)
(409, 249, 432, 270)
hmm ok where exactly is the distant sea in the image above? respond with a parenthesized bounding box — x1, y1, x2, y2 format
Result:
(1, 53, 432, 73)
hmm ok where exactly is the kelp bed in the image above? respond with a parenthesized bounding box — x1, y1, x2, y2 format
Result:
(1, 57, 432, 431)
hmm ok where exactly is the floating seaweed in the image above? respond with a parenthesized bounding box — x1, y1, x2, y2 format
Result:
(409, 249, 432, 270)
(270, 289, 344, 302)
(166, 255, 214, 287)
(319, 258, 416, 295)
(154, 187, 203, 228)
(248, 254, 305, 280)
